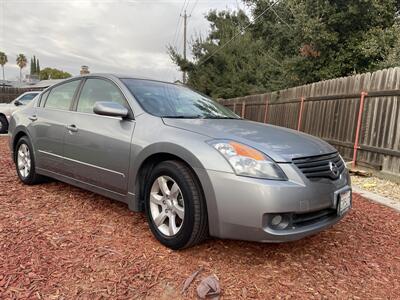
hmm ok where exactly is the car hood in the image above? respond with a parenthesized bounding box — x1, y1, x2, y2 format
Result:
(163, 118, 337, 162)
(0, 103, 11, 111)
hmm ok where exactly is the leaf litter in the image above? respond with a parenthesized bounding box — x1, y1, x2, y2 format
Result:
(0, 136, 400, 299)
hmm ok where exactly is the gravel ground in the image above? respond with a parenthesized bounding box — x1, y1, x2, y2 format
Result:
(351, 175, 400, 202)
(1, 136, 400, 299)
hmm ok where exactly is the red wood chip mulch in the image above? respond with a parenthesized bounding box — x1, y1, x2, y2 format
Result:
(0, 136, 399, 299)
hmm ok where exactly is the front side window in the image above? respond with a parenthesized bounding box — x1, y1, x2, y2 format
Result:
(77, 78, 128, 114)
(121, 79, 239, 119)
(45, 80, 80, 110)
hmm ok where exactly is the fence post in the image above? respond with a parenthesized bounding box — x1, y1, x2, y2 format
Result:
(263, 97, 269, 123)
(241, 102, 246, 118)
(297, 97, 305, 131)
(352, 91, 368, 169)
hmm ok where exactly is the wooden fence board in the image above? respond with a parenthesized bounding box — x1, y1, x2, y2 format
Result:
(0, 86, 43, 103)
(222, 67, 400, 175)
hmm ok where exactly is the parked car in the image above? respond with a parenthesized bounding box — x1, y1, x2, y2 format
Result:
(8, 74, 351, 249)
(0, 91, 40, 133)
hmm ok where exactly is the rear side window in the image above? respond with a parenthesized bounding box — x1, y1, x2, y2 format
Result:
(76, 78, 127, 114)
(45, 80, 80, 110)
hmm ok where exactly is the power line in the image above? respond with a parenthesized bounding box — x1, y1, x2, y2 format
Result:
(270, 6, 293, 29)
(235, 0, 241, 11)
(184, 0, 191, 11)
(188, 0, 199, 17)
(172, 0, 187, 49)
(196, 0, 282, 67)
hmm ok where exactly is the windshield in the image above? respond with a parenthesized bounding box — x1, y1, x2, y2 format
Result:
(122, 79, 239, 119)
(18, 93, 39, 104)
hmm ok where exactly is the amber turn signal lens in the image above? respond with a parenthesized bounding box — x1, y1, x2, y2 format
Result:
(229, 141, 265, 161)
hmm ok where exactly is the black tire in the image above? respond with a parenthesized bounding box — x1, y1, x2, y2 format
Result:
(144, 160, 209, 250)
(0, 115, 8, 134)
(15, 136, 44, 185)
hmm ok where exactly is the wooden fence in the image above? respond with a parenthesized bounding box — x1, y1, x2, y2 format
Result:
(0, 86, 42, 103)
(220, 67, 400, 176)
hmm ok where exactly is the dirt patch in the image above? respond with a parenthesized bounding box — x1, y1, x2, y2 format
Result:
(1, 136, 400, 299)
(352, 175, 400, 203)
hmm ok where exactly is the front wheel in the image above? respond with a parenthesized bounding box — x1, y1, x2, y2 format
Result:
(144, 160, 208, 249)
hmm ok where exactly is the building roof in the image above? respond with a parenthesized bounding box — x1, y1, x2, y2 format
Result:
(19, 79, 64, 89)
(0, 80, 13, 86)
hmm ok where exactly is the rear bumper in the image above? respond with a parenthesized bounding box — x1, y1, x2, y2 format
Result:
(205, 163, 351, 242)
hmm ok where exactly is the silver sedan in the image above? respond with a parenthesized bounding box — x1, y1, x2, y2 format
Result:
(8, 74, 351, 249)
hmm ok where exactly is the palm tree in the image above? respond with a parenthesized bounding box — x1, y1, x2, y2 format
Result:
(0, 51, 7, 81)
(16, 54, 27, 82)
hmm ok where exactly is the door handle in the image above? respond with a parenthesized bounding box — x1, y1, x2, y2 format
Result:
(66, 124, 78, 133)
(28, 115, 37, 121)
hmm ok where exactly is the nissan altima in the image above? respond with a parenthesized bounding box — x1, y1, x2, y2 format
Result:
(8, 74, 351, 249)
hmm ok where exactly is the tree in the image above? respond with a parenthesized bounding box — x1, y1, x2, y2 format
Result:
(33, 56, 37, 75)
(36, 59, 40, 74)
(39, 67, 72, 80)
(245, 0, 399, 84)
(30, 56, 41, 76)
(16, 54, 27, 82)
(0, 51, 7, 81)
(170, 0, 400, 98)
(30, 57, 35, 75)
(169, 10, 280, 98)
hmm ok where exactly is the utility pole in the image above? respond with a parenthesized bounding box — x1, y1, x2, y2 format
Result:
(181, 10, 190, 84)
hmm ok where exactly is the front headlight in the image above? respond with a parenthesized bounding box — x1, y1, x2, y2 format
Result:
(209, 140, 287, 180)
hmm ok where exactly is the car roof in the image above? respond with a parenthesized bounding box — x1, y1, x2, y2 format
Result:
(78, 73, 176, 85)
(46, 74, 181, 93)
(21, 91, 40, 94)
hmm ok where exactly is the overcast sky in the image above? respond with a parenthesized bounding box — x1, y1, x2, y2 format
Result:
(0, 0, 246, 82)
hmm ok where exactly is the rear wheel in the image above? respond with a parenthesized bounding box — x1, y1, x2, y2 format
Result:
(15, 136, 44, 185)
(144, 160, 208, 249)
(0, 115, 8, 134)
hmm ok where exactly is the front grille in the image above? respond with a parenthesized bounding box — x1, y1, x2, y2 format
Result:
(292, 208, 337, 227)
(292, 152, 345, 180)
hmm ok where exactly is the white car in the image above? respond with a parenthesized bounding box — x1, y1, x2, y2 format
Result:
(0, 91, 40, 133)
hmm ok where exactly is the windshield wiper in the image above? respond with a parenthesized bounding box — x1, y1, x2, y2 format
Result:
(204, 116, 241, 119)
(162, 115, 204, 119)
(161, 115, 240, 119)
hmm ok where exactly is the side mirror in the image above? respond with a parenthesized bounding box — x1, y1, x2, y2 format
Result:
(14, 100, 23, 106)
(93, 101, 129, 118)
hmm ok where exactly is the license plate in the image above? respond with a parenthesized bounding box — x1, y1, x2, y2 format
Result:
(338, 190, 352, 215)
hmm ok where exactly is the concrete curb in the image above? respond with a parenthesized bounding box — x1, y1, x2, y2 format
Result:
(353, 186, 400, 213)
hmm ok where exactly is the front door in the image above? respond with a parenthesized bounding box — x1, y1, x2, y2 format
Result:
(63, 78, 135, 195)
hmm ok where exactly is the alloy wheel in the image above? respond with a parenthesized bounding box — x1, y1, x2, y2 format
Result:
(17, 143, 31, 178)
(149, 176, 185, 236)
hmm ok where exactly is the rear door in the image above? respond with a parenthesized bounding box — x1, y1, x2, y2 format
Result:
(63, 77, 135, 194)
(31, 79, 82, 174)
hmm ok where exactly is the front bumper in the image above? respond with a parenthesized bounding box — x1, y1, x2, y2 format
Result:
(205, 163, 351, 242)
